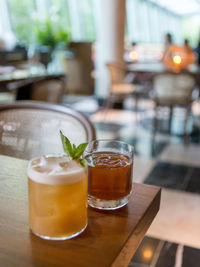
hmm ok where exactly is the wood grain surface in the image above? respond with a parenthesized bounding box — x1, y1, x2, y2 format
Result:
(0, 155, 161, 267)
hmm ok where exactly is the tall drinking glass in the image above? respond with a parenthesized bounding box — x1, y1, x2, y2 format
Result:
(84, 140, 134, 210)
(27, 154, 88, 240)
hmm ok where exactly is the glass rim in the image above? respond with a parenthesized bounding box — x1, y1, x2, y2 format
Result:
(85, 139, 134, 153)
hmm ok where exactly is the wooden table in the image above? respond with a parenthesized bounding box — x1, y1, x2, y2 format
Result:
(0, 155, 161, 267)
(0, 68, 65, 85)
(126, 62, 166, 73)
(126, 62, 200, 74)
(0, 68, 66, 100)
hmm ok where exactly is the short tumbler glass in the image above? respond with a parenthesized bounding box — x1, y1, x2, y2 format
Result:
(84, 140, 134, 210)
(27, 154, 88, 240)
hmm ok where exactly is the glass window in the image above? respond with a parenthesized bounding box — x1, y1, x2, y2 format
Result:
(126, 0, 182, 45)
(80, 0, 95, 41)
(4, 0, 191, 47)
(7, 0, 36, 45)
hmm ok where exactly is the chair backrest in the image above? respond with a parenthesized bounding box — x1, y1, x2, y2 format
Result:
(31, 79, 64, 104)
(65, 42, 94, 95)
(0, 101, 96, 160)
(106, 62, 125, 85)
(153, 72, 196, 100)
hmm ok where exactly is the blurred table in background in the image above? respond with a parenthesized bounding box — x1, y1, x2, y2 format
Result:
(126, 62, 200, 89)
(0, 66, 66, 100)
(126, 62, 200, 74)
(126, 62, 165, 73)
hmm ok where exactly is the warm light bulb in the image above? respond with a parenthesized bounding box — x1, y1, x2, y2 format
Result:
(143, 249, 153, 259)
(173, 55, 182, 64)
(129, 51, 138, 61)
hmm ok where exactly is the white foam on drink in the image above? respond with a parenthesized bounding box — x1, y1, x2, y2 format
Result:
(27, 155, 86, 185)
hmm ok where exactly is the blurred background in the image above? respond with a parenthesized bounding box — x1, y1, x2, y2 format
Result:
(0, 0, 200, 266)
(1, 0, 200, 98)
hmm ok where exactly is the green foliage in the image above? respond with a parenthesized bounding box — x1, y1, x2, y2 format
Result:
(8, 0, 95, 46)
(35, 20, 56, 49)
(35, 19, 71, 50)
(8, 0, 35, 45)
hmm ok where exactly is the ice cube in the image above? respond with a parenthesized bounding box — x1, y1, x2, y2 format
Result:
(49, 164, 63, 174)
(40, 155, 48, 166)
(59, 160, 69, 169)
(32, 156, 52, 173)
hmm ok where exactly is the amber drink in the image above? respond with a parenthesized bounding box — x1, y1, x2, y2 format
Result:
(84, 140, 134, 210)
(27, 155, 88, 240)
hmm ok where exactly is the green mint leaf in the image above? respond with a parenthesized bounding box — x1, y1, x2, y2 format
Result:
(71, 144, 77, 157)
(60, 131, 88, 165)
(65, 139, 73, 157)
(60, 130, 73, 157)
(60, 130, 67, 152)
(79, 159, 87, 168)
(73, 143, 88, 159)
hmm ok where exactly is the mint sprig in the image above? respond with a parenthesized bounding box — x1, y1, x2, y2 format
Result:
(60, 130, 88, 167)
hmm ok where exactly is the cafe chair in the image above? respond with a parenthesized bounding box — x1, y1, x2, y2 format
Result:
(151, 71, 196, 142)
(30, 79, 65, 104)
(105, 61, 144, 112)
(0, 101, 96, 160)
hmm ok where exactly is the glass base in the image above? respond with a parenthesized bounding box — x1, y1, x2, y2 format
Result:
(31, 223, 87, 241)
(88, 194, 131, 210)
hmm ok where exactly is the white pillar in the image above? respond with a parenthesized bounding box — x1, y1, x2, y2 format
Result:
(93, 0, 126, 98)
